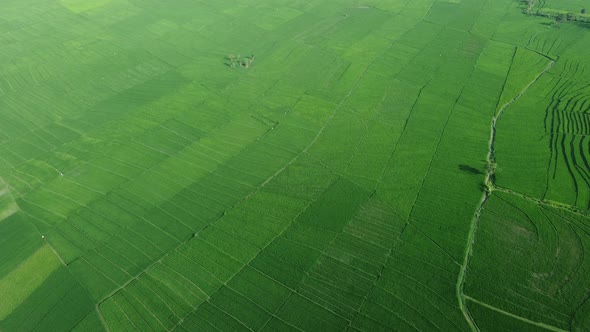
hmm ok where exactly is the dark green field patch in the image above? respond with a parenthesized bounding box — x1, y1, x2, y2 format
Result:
(296, 178, 372, 232)
(0, 267, 94, 332)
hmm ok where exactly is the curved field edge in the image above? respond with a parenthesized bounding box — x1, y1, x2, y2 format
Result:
(462, 21, 590, 330)
(0, 0, 589, 331)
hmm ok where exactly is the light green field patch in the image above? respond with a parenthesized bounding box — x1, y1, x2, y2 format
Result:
(0, 179, 17, 222)
(147, 19, 179, 37)
(0, 244, 61, 320)
(496, 47, 551, 114)
(59, 0, 112, 13)
(255, 7, 304, 30)
(537, 0, 590, 14)
(223, 5, 303, 30)
(0, 196, 18, 222)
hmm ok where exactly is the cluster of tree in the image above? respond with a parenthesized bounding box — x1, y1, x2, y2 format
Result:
(522, 0, 588, 24)
(226, 54, 256, 68)
(525, 9, 589, 26)
(553, 11, 589, 25)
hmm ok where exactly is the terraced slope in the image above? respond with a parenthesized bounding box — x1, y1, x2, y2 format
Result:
(0, 0, 589, 331)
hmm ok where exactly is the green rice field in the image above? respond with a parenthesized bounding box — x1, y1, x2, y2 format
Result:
(1, 0, 590, 331)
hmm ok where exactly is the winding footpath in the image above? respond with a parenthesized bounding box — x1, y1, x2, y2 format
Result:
(456, 57, 556, 332)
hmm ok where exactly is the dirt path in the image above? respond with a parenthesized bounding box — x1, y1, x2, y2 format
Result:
(465, 296, 567, 332)
(456, 58, 555, 332)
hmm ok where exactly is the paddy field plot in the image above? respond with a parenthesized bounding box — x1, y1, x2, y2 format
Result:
(1, 0, 590, 331)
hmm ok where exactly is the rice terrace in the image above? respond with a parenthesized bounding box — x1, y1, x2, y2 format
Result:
(1, 0, 590, 331)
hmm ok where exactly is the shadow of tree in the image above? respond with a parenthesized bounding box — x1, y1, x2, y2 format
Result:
(574, 21, 590, 29)
(458, 164, 484, 175)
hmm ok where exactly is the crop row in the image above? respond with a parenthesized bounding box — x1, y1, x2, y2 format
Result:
(466, 192, 590, 330)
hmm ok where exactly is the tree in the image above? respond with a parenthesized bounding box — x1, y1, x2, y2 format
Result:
(226, 54, 255, 69)
(226, 54, 238, 67)
(554, 13, 566, 26)
(567, 12, 576, 21)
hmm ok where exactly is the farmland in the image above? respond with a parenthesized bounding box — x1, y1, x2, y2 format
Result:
(0, 0, 590, 331)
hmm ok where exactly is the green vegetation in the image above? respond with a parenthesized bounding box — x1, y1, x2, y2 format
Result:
(0, 0, 589, 331)
(0, 245, 61, 320)
(466, 192, 590, 331)
(524, 0, 590, 23)
(226, 54, 256, 68)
